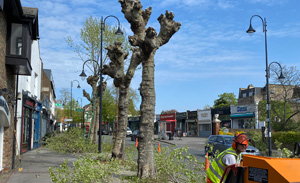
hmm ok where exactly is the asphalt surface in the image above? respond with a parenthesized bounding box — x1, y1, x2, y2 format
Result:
(1, 135, 207, 183)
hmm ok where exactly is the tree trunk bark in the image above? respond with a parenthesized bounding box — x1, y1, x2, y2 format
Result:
(137, 54, 157, 178)
(112, 85, 129, 159)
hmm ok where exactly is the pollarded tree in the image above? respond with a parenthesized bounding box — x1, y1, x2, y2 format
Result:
(102, 42, 142, 159)
(118, 0, 181, 178)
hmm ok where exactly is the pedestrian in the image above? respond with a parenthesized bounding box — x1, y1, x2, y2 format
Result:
(206, 133, 248, 183)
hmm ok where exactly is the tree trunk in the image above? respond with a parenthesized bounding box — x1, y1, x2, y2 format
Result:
(137, 54, 157, 178)
(112, 85, 129, 159)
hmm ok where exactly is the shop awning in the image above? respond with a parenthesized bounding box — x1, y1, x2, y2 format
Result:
(230, 113, 254, 118)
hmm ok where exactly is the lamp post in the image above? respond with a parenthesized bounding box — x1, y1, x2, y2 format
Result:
(246, 15, 285, 156)
(71, 80, 80, 126)
(79, 15, 123, 153)
(76, 97, 84, 129)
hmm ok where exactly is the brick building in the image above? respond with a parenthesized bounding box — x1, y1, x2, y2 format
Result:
(0, 0, 39, 172)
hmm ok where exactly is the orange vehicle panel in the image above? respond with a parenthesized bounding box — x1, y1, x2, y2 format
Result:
(242, 155, 300, 183)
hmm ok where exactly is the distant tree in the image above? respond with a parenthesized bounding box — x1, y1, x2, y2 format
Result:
(213, 92, 237, 108)
(102, 88, 117, 123)
(55, 89, 81, 125)
(128, 87, 140, 116)
(258, 100, 296, 131)
(259, 65, 300, 131)
(161, 109, 177, 114)
(203, 104, 211, 110)
(66, 16, 130, 144)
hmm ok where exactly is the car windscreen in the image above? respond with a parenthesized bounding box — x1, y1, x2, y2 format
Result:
(224, 137, 234, 144)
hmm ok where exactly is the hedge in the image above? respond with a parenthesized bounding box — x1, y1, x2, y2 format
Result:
(272, 131, 300, 144)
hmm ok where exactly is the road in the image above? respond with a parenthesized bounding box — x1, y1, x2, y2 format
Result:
(125, 136, 206, 162)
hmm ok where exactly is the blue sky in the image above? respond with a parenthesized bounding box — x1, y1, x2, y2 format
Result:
(21, 0, 300, 114)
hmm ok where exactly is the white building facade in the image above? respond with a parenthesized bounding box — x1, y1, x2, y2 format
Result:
(197, 109, 212, 137)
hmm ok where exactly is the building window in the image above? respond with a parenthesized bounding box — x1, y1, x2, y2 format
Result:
(242, 93, 247, 98)
(10, 23, 23, 55)
(238, 119, 244, 128)
(270, 90, 275, 94)
(249, 91, 253, 96)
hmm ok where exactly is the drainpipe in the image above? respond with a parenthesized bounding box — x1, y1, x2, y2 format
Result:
(12, 75, 19, 169)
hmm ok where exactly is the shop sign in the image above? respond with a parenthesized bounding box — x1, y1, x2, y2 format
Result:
(0, 96, 11, 127)
(160, 113, 175, 120)
(26, 100, 34, 107)
(34, 103, 42, 111)
(176, 112, 186, 118)
(237, 106, 247, 112)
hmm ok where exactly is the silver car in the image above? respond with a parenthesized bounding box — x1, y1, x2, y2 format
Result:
(205, 135, 260, 157)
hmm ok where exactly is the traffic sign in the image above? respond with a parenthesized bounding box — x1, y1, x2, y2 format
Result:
(64, 119, 73, 122)
(55, 103, 63, 107)
(75, 109, 84, 112)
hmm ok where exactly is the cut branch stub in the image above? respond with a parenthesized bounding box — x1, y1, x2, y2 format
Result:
(119, 0, 152, 44)
(144, 27, 158, 54)
(157, 10, 181, 47)
(103, 42, 129, 87)
(86, 75, 99, 87)
(83, 90, 91, 102)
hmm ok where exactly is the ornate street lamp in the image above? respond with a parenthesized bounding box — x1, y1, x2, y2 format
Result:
(76, 97, 84, 129)
(71, 80, 80, 125)
(79, 15, 123, 153)
(247, 15, 285, 156)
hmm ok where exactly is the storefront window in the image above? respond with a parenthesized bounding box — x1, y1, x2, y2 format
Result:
(238, 119, 244, 129)
(199, 124, 211, 131)
(22, 108, 31, 151)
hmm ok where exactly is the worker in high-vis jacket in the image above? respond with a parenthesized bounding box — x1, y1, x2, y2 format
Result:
(206, 133, 248, 183)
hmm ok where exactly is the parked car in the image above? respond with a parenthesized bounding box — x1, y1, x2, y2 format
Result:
(205, 135, 260, 157)
(127, 127, 132, 137)
(101, 130, 109, 135)
(131, 130, 139, 141)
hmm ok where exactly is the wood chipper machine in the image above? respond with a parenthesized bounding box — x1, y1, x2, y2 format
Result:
(221, 154, 300, 183)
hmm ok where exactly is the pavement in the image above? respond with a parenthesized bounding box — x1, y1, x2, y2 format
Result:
(0, 135, 207, 183)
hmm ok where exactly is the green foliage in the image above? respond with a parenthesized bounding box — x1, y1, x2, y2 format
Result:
(45, 128, 98, 153)
(274, 140, 293, 158)
(272, 131, 300, 144)
(246, 130, 268, 152)
(102, 88, 117, 123)
(49, 156, 120, 183)
(128, 87, 140, 116)
(258, 100, 296, 131)
(213, 92, 237, 108)
(155, 147, 206, 182)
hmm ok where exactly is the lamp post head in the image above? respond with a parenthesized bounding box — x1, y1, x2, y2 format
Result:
(77, 84, 81, 89)
(246, 24, 256, 35)
(79, 70, 87, 81)
(278, 72, 285, 81)
(115, 27, 123, 35)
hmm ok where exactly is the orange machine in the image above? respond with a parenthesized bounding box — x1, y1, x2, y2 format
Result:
(223, 155, 300, 183)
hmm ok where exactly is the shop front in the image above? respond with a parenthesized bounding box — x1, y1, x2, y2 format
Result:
(158, 113, 176, 139)
(33, 102, 42, 149)
(175, 112, 186, 134)
(211, 107, 231, 130)
(231, 105, 258, 129)
(186, 110, 198, 137)
(21, 94, 36, 153)
(197, 109, 211, 137)
(0, 96, 11, 171)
